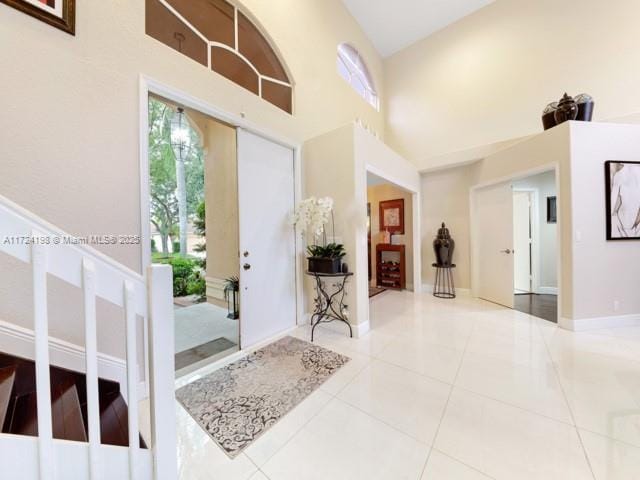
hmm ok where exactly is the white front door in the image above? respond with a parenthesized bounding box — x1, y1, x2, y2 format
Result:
(237, 129, 296, 348)
(513, 191, 532, 293)
(475, 182, 514, 308)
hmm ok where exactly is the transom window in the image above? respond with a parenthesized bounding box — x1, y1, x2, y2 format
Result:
(146, 0, 293, 114)
(337, 43, 379, 110)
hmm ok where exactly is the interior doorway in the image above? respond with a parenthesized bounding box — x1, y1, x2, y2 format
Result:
(366, 172, 415, 297)
(472, 168, 559, 323)
(513, 190, 534, 294)
(512, 171, 558, 323)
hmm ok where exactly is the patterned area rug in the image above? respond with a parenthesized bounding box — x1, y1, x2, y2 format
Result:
(369, 286, 387, 298)
(176, 335, 350, 458)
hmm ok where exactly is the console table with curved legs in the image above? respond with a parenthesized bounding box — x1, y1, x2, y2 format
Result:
(306, 271, 353, 342)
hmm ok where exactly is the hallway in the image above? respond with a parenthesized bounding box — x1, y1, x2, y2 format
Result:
(174, 290, 640, 480)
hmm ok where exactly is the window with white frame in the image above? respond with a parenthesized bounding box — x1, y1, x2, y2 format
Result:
(337, 43, 379, 110)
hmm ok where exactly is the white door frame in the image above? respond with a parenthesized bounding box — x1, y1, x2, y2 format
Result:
(137, 75, 305, 352)
(470, 163, 561, 321)
(512, 187, 541, 294)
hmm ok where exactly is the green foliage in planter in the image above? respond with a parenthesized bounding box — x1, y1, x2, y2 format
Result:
(223, 276, 240, 300)
(306, 243, 346, 259)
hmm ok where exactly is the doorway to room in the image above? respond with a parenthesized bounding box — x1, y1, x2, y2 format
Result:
(512, 171, 558, 323)
(471, 168, 559, 323)
(366, 172, 415, 297)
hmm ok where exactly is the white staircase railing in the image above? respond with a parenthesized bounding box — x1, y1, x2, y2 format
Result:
(0, 194, 177, 480)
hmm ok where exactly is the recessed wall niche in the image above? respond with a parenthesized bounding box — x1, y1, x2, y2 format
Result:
(146, 0, 293, 114)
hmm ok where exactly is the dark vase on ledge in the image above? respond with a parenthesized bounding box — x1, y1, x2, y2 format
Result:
(433, 222, 455, 266)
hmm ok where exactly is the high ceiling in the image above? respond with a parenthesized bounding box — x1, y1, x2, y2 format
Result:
(341, 0, 494, 57)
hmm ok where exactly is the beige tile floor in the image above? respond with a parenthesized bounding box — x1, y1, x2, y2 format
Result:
(174, 291, 640, 480)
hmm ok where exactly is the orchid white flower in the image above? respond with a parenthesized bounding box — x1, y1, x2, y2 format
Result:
(291, 196, 334, 240)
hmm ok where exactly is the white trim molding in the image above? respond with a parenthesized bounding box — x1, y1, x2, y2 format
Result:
(0, 319, 147, 400)
(422, 283, 471, 296)
(205, 276, 226, 302)
(559, 313, 640, 332)
(537, 286, 558, 295)
(303, 312, 369, 338)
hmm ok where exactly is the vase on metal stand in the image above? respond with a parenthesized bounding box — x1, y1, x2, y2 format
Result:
(433, 222, 455, 266)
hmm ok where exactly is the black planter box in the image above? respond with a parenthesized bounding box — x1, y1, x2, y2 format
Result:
(308, 257, 341, 274)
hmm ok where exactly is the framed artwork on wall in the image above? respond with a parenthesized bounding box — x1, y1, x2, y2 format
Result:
(379, 199, 405, 234)
(605, 160, 640, 240)
(0, 0, 75, 35)
(547, 196, 557, 223)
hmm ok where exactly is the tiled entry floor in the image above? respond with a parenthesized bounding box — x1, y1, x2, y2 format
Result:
(174, 291, 640, 480)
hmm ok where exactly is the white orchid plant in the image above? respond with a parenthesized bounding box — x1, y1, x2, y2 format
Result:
(291, 197, 345, 259)
(291, 196, 333, 238)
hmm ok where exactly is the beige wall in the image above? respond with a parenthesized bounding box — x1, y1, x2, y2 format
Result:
(367, 184, 414, 289)
(421, 123, 570, 306)
(0, 0, 383, 273)
(421, 164, 478, 290)
(421, 121, 640, 327)
(385, 0, 640, 168)
(303, 125, 360, 325)
(0, 0, 383, 357)
(304, 124, 420, 332)
(188, 111, 239, 308)
(569, 122, 640, 321)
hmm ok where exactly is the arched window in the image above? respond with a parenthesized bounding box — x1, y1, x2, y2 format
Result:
(337, 43, 378, 110)
(146, 0, 293, 114)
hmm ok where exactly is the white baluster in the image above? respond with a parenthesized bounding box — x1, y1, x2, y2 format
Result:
(83, 258, 101, 480)
(124, 280, 139, 480)
(147, 265, 177, 480)
(32, 236, 53, 480)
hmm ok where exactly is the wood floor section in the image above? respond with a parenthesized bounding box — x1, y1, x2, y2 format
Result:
(514, 293, 557, 323)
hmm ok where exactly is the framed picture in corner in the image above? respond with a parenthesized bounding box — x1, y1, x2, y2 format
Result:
(605, 160, 640, 240)
(547, 196, 557, 224)
(379, 198, 405, 234)
(0, 0, 75, 35)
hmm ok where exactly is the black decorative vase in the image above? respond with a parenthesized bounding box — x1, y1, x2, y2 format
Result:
(542, 102, 558, 130)
(433, 222, 455, 267)
(575, 93, 594, 122)
(554, 93, 578, 125)
(308, 257, 341, 274)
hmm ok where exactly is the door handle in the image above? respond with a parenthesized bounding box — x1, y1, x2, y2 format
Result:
(500, 249, 512, 254)
(243, 263, 251, 270)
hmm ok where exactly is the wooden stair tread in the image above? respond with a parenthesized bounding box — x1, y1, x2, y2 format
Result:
(99, 392, 147, 449)
(9, 391, 38, 436)
(51, 379, 87, 442)
(0, 351, 145, 448)
(0, 365, 17, 429)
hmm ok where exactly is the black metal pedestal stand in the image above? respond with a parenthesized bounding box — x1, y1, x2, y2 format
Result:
(432, 263, 456, 299)
(306, 271, 353, 342)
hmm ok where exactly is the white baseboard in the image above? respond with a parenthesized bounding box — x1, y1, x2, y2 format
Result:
(303, 313, 369, 338)
(537, 286, 558, 295)
(0, 319, 147, 400)
(422, 283, 471, 296)
(559, 313, 640, 332)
